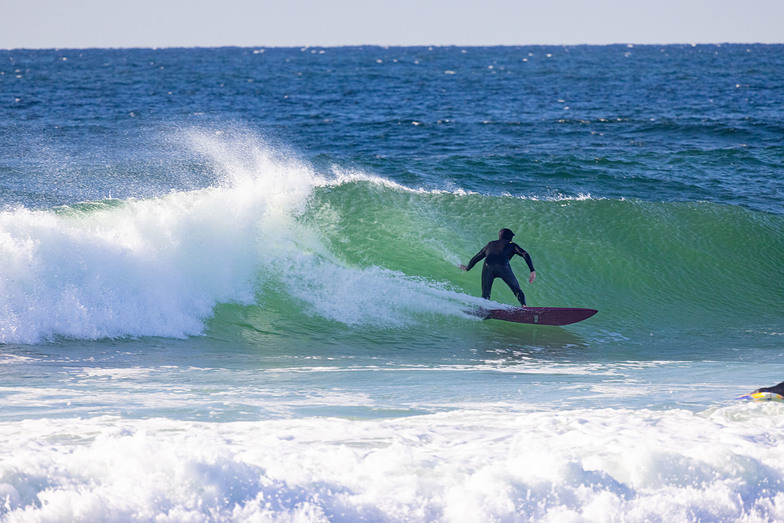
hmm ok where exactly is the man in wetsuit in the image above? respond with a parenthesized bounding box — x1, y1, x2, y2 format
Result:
(460, 228, 536, 307)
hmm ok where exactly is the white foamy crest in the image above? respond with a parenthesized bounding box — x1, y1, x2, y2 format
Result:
(328, 165, 477, 196)
(184, 128, 480, 327)
(0, 129, 325, 343)
(0, 190, 262, 343)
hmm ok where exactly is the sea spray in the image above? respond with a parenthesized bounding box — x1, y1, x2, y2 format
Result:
(0, 129, 314, 343)
(183, 128, 482, 327)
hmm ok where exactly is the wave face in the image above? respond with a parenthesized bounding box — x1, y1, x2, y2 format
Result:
(1, 130, 782, 347)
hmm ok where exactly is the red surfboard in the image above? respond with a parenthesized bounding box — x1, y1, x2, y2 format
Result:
(474, 306, 597, 326)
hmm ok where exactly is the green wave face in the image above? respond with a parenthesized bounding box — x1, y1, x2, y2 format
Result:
(303, 180, 783, 328)
(199, 176, 783, 363)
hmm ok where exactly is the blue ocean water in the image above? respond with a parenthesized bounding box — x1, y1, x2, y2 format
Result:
(1, 45, 783, 521)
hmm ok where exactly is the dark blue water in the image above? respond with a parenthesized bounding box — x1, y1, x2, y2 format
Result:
(3, 45, 783, 212)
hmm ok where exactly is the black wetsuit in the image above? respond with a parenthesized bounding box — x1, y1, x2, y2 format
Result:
(755, 381, 784, 396)
(465, 239, 535, 306)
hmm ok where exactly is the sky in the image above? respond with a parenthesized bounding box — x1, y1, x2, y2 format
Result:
(2, 0, 783, 49)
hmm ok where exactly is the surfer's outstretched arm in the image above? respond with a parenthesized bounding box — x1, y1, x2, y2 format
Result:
(463, 248, 486, 272)
(510, 243, 536, 283)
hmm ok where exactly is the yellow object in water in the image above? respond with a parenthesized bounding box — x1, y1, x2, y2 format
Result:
(736, 391, 784, 402)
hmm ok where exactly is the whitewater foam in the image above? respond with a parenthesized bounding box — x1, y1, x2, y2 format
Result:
(0, 187, 263, 343)
(1, 405, 783, 522)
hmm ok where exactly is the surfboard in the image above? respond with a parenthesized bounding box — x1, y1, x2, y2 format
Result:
(473, 306, 598, 326)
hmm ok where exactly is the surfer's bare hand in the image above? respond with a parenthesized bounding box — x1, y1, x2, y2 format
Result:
(529, 271, 536, 284)
(459, 264, 468, 271)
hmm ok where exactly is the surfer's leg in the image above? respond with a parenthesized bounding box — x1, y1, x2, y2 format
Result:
(480, 265, 494, 300)
(513, 289, 527, 307)
(499, 267, 526, 306)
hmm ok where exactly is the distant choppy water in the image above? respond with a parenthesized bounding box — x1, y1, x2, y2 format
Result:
(1, 45, 783, 522)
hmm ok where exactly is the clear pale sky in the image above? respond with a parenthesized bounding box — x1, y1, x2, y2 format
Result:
(2, 0, 783, 49)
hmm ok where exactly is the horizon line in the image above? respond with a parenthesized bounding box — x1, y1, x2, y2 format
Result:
(3, 41, 783, 52)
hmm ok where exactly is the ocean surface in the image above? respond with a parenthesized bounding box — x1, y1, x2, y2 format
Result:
(1, 45, 783, 521)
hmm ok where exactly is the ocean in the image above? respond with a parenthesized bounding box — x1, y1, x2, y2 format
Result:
(1, 44, 783, 521)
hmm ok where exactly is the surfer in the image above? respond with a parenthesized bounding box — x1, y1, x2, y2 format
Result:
(460, 228, 536, 306)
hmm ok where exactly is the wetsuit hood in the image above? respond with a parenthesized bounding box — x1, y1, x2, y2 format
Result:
(499, 228, 515, 240)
